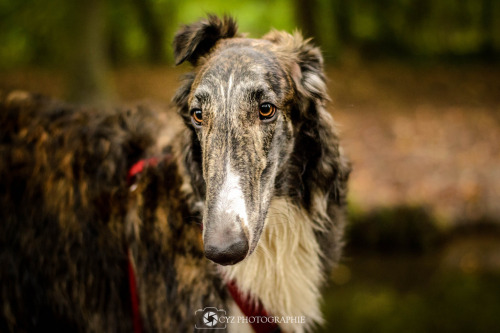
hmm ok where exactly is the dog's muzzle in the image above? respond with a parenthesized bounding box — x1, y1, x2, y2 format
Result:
(203, 220, 249, 265)
(203, 206, 249, 265)
(203, 161, 253, 265)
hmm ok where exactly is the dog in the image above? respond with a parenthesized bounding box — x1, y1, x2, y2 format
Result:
(0, 15, 350, 332)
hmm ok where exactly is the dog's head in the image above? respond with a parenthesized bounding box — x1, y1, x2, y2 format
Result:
(173, 16, 343, 265)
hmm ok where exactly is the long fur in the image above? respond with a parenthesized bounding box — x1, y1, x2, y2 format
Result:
(222, 198, 325, 332)
(0, 16, 350, 332)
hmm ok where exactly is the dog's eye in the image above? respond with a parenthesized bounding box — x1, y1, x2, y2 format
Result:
(191, 109, 203, 127)
(259, 103, 277, 121)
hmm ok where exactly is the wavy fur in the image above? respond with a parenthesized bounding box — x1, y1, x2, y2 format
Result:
(0, 15, 349, 332)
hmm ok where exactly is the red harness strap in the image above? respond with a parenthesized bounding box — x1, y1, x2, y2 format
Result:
(126, 157, 280, 333)
(126, 157, 160, 185)
(127, 249, 143, 333)
(226, 280, 281, 333)
(126, 157, 160, 333)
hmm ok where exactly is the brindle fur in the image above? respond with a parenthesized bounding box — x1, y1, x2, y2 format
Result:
(0, 16, 349, 332)
(0, 92, 226, 332)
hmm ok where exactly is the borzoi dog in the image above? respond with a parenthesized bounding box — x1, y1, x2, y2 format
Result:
(0, 15, 350, 333)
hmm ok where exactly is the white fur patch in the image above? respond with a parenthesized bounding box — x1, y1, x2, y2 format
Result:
(217, 165, 248, 228)
(221, 198, 324, 332)
(227, 73, 234, 99)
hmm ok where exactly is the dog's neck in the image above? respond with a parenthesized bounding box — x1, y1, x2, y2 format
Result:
(220, 197, 325, 333)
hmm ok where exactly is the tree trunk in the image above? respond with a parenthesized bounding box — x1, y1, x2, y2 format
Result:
(333, 0, 352, 46)
(66, 0, 114, 105)
(132, 0, 165, 64)
(480, 0, 494, 57)
(294, 0, 317, 40)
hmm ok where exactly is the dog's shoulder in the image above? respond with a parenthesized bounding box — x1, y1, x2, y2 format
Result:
(0, 92, 173, 234)
(2, 92, 164, 179)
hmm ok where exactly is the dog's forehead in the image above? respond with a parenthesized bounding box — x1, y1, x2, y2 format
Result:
(196, 42, 283, 89)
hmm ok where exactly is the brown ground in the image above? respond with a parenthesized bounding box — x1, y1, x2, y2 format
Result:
(328, 62, 500, 227)
(1, 62, 499, 227)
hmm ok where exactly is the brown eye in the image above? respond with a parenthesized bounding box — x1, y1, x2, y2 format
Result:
(191, 109, 203, 127)
(259, 103, 277, 121)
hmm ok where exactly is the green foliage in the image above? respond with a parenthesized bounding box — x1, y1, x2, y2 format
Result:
(176, 0, 296, 37)
(0, 0, 498, 69)
(0, 0, 73, 68)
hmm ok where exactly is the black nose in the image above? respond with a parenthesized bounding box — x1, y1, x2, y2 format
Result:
(204, 233, 249, 266)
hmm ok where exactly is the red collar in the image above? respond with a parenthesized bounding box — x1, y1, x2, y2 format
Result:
(126, 157, 280, 333)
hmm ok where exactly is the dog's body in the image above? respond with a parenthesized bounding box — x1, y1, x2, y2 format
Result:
(0, 16, 350, 332)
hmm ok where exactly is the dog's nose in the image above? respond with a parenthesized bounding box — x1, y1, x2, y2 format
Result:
(204, 231, 249, 266)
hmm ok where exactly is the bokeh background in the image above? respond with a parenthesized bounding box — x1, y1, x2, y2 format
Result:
(1, 0, 500, 332)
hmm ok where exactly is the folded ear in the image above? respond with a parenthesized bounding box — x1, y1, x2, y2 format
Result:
(263, 30, 327, 105)
(173, 15, 238, 66)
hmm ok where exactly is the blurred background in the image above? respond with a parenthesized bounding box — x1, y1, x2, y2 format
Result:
(1, 0, 499, 332)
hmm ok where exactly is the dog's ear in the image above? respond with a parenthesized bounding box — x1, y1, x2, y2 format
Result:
(173, 15, 238, 66)
(263, 30, 327, 106)
(265, 30, 350, 211)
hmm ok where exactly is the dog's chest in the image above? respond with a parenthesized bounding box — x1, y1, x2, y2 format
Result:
(221, 198, 324, 332)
